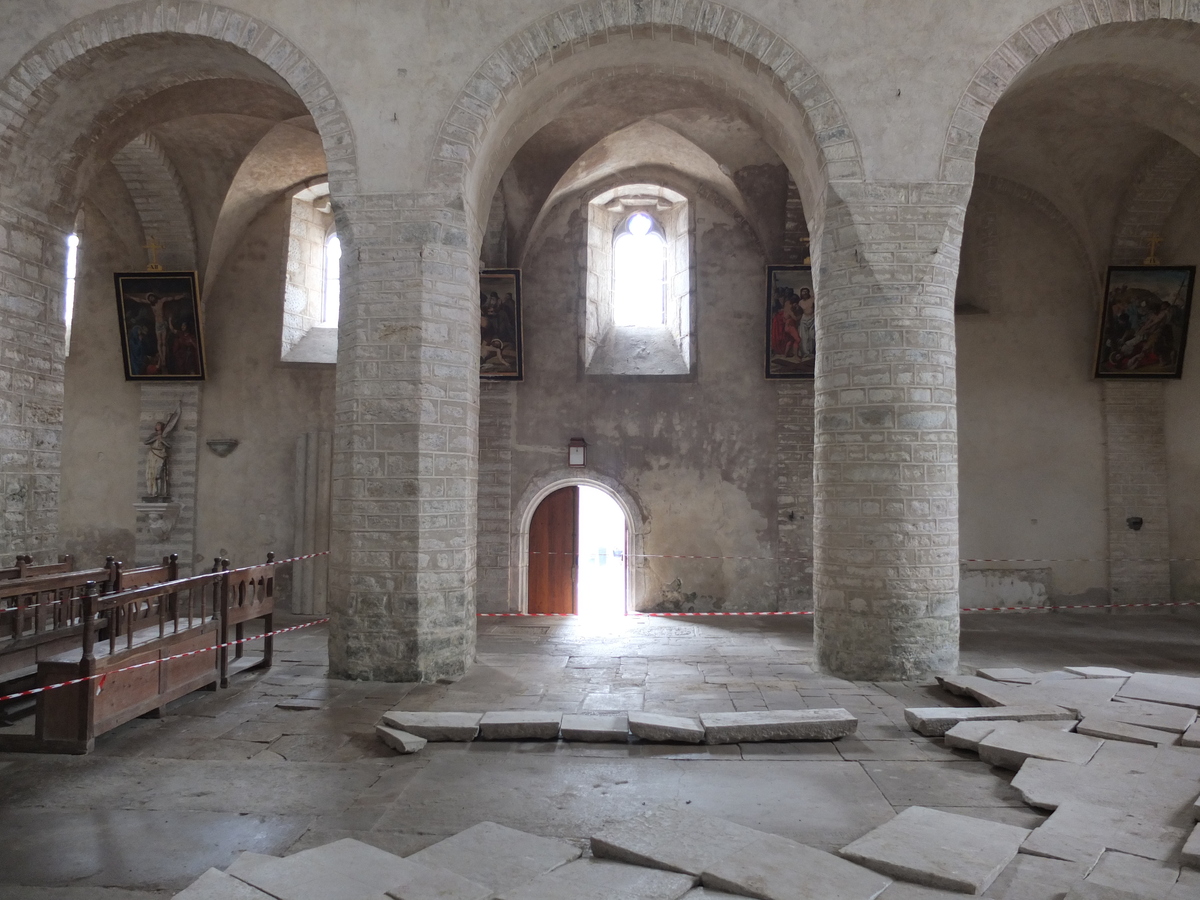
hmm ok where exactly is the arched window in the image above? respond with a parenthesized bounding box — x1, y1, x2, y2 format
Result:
(64, 232, 80, 355)
(322, 232, 341, 327)
(613, 212, 665, 327)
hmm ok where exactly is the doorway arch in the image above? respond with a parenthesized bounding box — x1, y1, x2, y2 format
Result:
(512, 472, 647, 614)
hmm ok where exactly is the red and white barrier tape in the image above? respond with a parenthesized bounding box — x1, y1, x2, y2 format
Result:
(480, 600, 1200, 618)
(0, 618, 330, 704)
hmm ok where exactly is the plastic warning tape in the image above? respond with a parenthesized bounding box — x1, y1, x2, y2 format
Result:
(0, 618, 330, 704)
(479, 600, 1200, 618)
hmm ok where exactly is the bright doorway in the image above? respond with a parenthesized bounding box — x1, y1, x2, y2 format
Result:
(528, 484, 628, 616)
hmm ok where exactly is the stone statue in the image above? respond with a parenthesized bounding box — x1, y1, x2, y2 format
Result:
(143, 402, 181, 501)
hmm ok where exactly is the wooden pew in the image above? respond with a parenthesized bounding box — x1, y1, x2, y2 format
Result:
(217, 554, 276, 687)
(12, 572, 223, 754)
(0, 554, 78, 581)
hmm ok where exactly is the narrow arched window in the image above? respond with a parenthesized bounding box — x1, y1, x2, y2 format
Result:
(613, 212, 666, 327)
(64, 232, 80, 355)
(322, 232, 341, 326)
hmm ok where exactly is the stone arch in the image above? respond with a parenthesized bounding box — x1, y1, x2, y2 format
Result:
(0, 0, 357, 227)
(512, 470, 648, 614)
(429, 0, 862, 238)
(110, 131, 198, 272)
(940, 3, 1200, 184)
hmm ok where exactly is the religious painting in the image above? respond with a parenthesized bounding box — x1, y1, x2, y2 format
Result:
(766, 265, 815, 378)
(480, 268, 523, 380)
(1094, 266, 1195, 378)
(114, 272, 206, 381)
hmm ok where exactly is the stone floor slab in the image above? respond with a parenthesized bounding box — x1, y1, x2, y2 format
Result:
(379, 712, 481, 742)
(703, 833, 891, 900)
(496, 858, 695, 900)
(943, 722, 998, 752)
(1084, 850, 1180, 898)
(1116, 673, 1200, 710)
(976, 668, 1038, 684)
(590, 810, 766, 876)
(1078, 701, 1196, 735)
(1064, 885, 1153, 900)
(699, 709, 856, 743)
(227, 840, 413, 900)
(478, 712, 562, 740)
(375, 725, 427, 754)
(981, 854, 1093, 900)
(1065, 668, 1133, 680)
(1076, 717, 1172, 747)
(628, 712, 704, 744)
(1020, 800, 1187, 866)
(561, 714, 629, 742)
(1182, 823, 1200, 869)
(838, 806, 1031, 895)
(405, 821, 581, 893)
(1181, 722, 1200, 748)
(173, 869, 274, 900)
(977, 722, 1103, 770)
(903, 706, 1076, 737)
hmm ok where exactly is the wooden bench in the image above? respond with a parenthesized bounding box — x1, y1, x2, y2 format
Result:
(217, 554, 277, 687)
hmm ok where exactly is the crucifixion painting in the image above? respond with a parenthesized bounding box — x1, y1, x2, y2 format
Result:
(114, 271, 206, 380)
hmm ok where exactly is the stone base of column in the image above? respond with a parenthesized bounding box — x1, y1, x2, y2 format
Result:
(815, 606, 960, 682)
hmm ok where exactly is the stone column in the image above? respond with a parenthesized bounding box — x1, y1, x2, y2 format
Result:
(328, 192, 478, 682)
(812, 183, 966, 681)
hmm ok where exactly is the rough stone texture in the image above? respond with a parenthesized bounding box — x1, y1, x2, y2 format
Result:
(1183, 722, 1200, 748)
(1116, 673, 1200, 710)
(1021, 800, 1187, 868)
(812, 187, 966, 683)
(1083, 851, 1180, 897)
(590, 811, 766, 876)
(981, 855, 1094, 900)
(1066, 668, 1133, 679)
(838, 806, 1030, 895)
(1182, 823, 1200, 869)
(175, 868, 274, 900)
(903, 706, 1075, 737)
(1075, 701, 1195, 735)
(476, 382, 514, 613)
(1063, 885, 1153, 900)
(776, 381, 815, 612)
(496, 858, 695, 900)
(560, 714, 628, 742)
(478, 711, 562, 740)
(327, 193, 477, 684)
(627, 712, 705, 744)
(1076, 717, 1171, 747)
(943, 721, 999, 751)
(379, 712, 481, 742)
(406, 821, 581, 894)
(702, 833, 892, 900)
(700, 709, 857, 743)
(228, 843, 409, 900)
(375, 724, 428, 754)
(976, 722, 1103, 770)
(976, 668, 1037, 684)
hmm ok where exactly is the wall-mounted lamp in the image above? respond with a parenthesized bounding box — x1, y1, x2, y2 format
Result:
(1126, 516, 1144, 532)
(568, 438, 587, 468)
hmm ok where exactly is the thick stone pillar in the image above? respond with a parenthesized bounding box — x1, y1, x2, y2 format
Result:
(328, 192, 478, 682)
(812, 183, 966, 681)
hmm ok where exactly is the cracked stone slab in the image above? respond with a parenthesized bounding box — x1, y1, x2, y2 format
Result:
(699, 709, 856, 743)
(175, 868, 275, 899)
(375, 724, 427, 754)
(703, 832, 891, 900)
(1020, 800, 1187, 867)
(1008, 678, 1127, 714)
(977, 722, 1103, 770)
(228, 842, 409, 900)
(1181, 823, 1200, 869)
(628, 712, 705, 744)
(981, 854, 1094, 900)
(1065, 667, 1133, 680)
(903, 706, 1075, 737)
(478, 711, 563, 740)
(1076, 700, 1195, 735)
(837, 806, 1030, 895)
(1084, 850, 1180, 897)
(591, 810, 767, 876)
(379, 712, 481, 742)
(560, 714, 628, 742)
(1064, 885, 1154, 900)
(1076, 717, 1173, 747)
(1182, 722, 1200, 748)
(1116, 673, 1200, 710)
(496, 858, 696, 900)
(976, 668, 1038, 684)
(406, 821, 581, 894)
(944, 721, 999, 751)
(935, 675, 1022, 707)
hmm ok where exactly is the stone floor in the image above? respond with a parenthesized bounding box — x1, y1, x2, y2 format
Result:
(1, 610, 1199, 898)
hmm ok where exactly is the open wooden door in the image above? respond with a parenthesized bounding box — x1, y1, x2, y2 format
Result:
(528, 486, 578, 614)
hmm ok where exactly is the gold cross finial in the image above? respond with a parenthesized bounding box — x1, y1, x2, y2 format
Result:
(1144, 233, 1163, 266)
(144, 235, 164, 272)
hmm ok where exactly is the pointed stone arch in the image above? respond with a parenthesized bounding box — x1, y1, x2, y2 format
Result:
(428, 0, 863, 232)
(940, 1, 1200, 185)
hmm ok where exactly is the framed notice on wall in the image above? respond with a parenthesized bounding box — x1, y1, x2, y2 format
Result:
(480, 268, 523, 380)
(114, 271, 206, 381)
(766, 265, 815, 379)
(1094, 265, 1195, 379)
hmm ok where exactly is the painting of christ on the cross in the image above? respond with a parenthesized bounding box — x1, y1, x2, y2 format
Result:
(114, 271, 206, 380)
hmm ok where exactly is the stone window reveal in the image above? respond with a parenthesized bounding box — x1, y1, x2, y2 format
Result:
(281, 181, 337, 364)
(585, 185, 693, 376)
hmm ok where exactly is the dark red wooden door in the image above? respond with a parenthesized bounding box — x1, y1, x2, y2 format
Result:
(529, 487, 578, 614)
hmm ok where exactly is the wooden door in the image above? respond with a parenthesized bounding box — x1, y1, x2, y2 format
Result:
(529, 487, 578, 614)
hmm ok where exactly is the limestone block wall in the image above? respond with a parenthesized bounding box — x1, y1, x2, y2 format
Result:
(776, 381, 814, 611)
(478, 382, 515, 612)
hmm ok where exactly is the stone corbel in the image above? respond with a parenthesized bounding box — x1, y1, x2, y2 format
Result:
(134, 502, 181, 543)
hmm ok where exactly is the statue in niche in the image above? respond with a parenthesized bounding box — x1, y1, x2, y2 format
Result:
(143, 402, 181, 501)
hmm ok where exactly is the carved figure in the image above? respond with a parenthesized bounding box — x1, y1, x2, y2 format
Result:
(143, 402, 181, 500)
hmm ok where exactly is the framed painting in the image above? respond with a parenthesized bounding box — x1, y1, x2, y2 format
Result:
(114, 272, 206, 380)
(766, 265, 815, 378)
(480, 268, 523, 380)
(1094, 266, 1195, 378)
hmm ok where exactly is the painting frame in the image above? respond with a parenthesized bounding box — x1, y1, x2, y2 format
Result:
(765, 264, 816, 379)
(114, 271, 207, 381)
(480, 268, 523, 381)
(1094, 265, 1195, 379)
